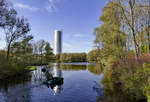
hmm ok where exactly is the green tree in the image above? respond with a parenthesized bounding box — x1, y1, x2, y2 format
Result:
(87, 49, 101, 62)
(60, 53, 87, 63)
(94, 1, 126, 64)
(45, 42, 53, 62)
(11, 35, 33, 62)
(38, 40, 46, 63)
(3, 8, 30, 60)
(110, 0, 150, 59)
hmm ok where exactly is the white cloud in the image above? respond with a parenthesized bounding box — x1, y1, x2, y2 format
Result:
(12, 0, 62, 13)
(14, 3, 40, 11)
(45, 0, 61, 12)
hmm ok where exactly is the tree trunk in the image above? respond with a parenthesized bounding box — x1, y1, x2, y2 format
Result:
(132, 33, 139, 59)
(129, 0, 139, 60)
(6, 43, 11, 60)
(41, 51, 42, 64)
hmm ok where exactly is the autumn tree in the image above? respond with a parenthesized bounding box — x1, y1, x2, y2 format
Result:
(109, 0, 150, 59)
(94, 1, 126, 63)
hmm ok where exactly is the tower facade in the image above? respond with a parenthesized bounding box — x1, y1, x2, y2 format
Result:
(54, 30, 62, 55)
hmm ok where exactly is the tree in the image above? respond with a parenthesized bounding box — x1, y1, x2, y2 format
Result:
(94, 1, 127, 63)
(0, 0, 8, 27)
(38, 40, 46, 63)
(0, 0, 31, 60)
(87, 49, 101, 62)
(143, 0, 150, 53)
(60, 53, 87, 63)
(110, 0, 150, 59)
(11, 35, 33, 62)
(45, 42, 53, 62)
(3, 8, 30, 60)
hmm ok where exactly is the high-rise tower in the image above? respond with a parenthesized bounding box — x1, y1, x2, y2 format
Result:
(54, 30, 62, 55)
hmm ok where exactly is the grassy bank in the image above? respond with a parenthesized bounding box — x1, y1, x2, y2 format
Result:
(0, 55, 37, 80)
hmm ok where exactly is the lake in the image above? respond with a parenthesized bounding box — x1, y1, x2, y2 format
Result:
(0, 63, 104, 102)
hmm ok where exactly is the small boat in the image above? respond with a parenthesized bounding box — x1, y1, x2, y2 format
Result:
(43, 77, 64, 85)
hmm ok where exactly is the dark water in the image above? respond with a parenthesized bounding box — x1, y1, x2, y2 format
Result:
(0, 63, 103, 102)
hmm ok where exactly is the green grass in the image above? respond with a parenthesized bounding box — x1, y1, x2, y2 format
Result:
(25, 66, 37, 71)
(0, 55, 36, 79)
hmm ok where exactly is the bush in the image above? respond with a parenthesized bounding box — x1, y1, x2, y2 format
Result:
(101, 54, 150, 102)
(0, 53, 27, 79)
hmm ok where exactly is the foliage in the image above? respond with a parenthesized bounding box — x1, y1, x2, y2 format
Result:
(44, 42, 53, 62)
(0, 0, 9, 27)
(60, 53, 87, 63)
(0, 0, 31, 60)
(10, 35, 33, 62)
(101, 54, 150, 101)
(94, 1, 127, 64)
(0, 53, 27, 79)
(94, 0, 150, 61)
(0, 0, 54, 79)
(87, 49, 101, 62)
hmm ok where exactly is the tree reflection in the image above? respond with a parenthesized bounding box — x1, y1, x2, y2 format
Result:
(94, 73, 139, 102)
(87, 64, 103, 75)
(0, 73, 32, 102)
(60, 64, 87, 71)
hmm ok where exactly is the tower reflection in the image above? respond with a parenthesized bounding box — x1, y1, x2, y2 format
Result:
(52, 63, 63, 95)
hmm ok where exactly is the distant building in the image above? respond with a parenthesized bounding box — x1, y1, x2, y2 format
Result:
(54, 30, 62, 55)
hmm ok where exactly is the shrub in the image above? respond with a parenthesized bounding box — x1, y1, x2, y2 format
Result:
(101, 54, 150, 101)
(0, 53, 27, 79)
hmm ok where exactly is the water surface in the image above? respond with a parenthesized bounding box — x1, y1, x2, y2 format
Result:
(0, 63, 103, 102)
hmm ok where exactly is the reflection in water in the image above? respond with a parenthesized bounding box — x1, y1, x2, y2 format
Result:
(88, 64, 103, 75)
(0, 73, 32, 102)
(52, 63, 63, 95)
(53, 63, 62, 77)
(95, 72, 137, 102)
(32, 66, 43, 81)
(60, 64, 87, 71)
(92, 81, 103, 102)
(0, 63, 103, 102)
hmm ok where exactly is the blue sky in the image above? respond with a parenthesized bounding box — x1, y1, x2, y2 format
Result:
(0, 0, 107, 53)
